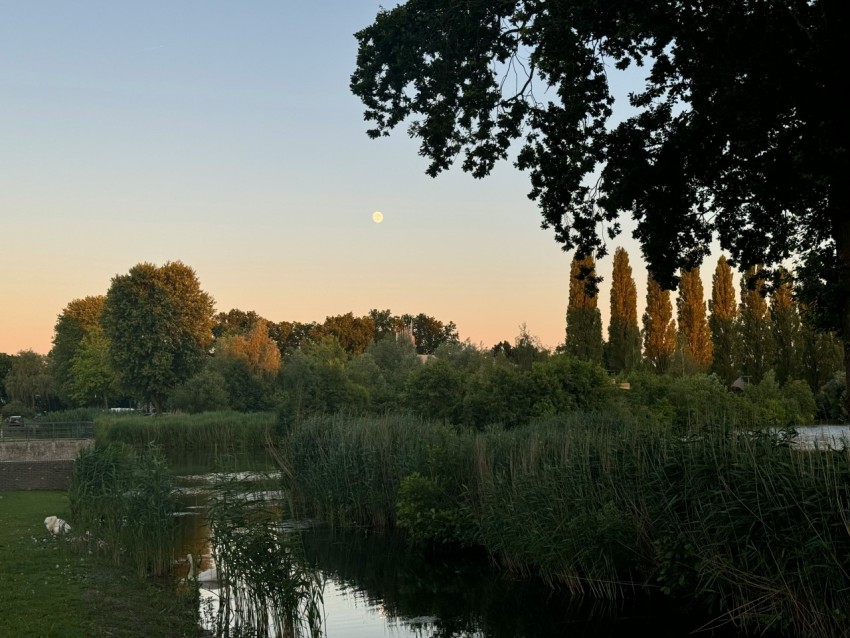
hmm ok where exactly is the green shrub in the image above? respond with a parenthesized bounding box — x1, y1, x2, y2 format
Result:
(815, 373, 847, 422)
(396, 472, 468, 544)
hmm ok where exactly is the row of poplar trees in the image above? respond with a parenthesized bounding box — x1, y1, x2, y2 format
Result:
(565, 249, 843, 392)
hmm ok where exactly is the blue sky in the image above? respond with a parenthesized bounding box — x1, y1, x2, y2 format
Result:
(1, 1, 718, 355)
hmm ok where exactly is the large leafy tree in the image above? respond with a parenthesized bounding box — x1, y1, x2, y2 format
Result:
(273, 321, 319, 358)
(565, 254, 603, 363)
(352, 1, 848, 406)
(368, 308, 406, 342)
(68, 327, 118, 408)
(51, 295, 106, 403)
(4, 350, 56, 411)
(279, 337, 368, 420)
(216, 318, 281, 380)
(213, 309, 265, 340)
(402, 313, 460, 355)
(102, 261, 215, 411)
(607, 248, 641, 373)
(315, 313, 376, 355)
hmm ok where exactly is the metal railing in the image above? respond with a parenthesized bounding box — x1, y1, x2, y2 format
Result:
(0, 421, 95, 441)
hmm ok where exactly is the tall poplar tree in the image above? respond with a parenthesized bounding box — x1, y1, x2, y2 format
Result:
(565, 254, 603, 364)
(737, 266, 773, 383)
(770, 270, 802, 385)
(607, 248, 641, 373)
(643, 276, 677, 374)
(709, 256, 738, 384)
(676, 267, 713, 372)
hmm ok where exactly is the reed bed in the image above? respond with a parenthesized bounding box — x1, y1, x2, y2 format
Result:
(280, 412, 461, 528)
(96, 411, 274, 453)
(68, 443, 178, 577)
(277, 412, 850, 638)
(206, 474, 324, 638)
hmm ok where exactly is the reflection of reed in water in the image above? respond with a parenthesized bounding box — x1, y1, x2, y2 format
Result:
(302, 526, 697, 638)
(207, 473, 324, 638)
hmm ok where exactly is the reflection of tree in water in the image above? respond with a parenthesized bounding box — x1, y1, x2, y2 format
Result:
(301, 527, 718, 638)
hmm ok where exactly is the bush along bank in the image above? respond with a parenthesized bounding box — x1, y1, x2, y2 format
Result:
(277, 412, 850, 638)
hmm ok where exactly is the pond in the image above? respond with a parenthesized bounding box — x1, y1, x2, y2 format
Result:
(784, 424, 850, 449)
(164, 450, 750, 638)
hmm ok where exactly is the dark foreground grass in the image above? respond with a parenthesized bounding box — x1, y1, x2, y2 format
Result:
(0, 491, 199, 638)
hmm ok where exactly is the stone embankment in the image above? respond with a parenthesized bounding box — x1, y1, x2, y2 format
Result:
(0, 439, 93, 490)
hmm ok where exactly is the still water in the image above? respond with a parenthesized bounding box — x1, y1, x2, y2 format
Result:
(168, 451, 743, 638)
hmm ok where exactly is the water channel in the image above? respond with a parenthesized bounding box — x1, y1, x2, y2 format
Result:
(167, 450, 760, 638)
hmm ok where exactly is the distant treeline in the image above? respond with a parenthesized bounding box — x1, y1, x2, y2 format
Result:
(0, 254, 845, 424)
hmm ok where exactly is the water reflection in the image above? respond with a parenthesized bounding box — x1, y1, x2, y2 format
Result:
(302, 526, 720, 638)
(782, 424, 850, 450)
(172, 463, 748, 638)
(176, 473, 323, 638)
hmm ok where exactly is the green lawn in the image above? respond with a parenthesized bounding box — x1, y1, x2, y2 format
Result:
(0, 490, 200, 638)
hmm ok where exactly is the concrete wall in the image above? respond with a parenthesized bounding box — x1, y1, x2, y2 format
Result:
(0, 440, 93, 491)
(0, 439, 93, 462)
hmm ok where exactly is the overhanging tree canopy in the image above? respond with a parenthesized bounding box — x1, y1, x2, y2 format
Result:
(352, 0, 848, 377)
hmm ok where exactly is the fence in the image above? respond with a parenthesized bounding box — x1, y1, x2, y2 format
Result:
(0, 421, 95, 442)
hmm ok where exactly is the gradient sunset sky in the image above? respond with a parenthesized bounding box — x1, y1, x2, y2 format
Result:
(2, 1, 718, 356)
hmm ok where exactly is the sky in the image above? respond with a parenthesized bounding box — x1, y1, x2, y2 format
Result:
(1, 1, 718, 356)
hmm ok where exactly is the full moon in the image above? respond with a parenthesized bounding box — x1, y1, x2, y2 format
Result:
(372, 211, 384, 224)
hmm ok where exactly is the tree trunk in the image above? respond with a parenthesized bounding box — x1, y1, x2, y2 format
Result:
(833, 199, 850, 421)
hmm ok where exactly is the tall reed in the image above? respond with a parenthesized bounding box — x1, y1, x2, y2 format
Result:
(280, 412, 450, 528)
(96, 411, 274, 453)
(68, 443, 178, 577)
(276, 411, 850, 637)
(206, 473, 324, 638)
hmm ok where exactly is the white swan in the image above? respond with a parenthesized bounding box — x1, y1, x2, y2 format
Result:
(44, 516, 71, 535)
(186, 553, 219, 586)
